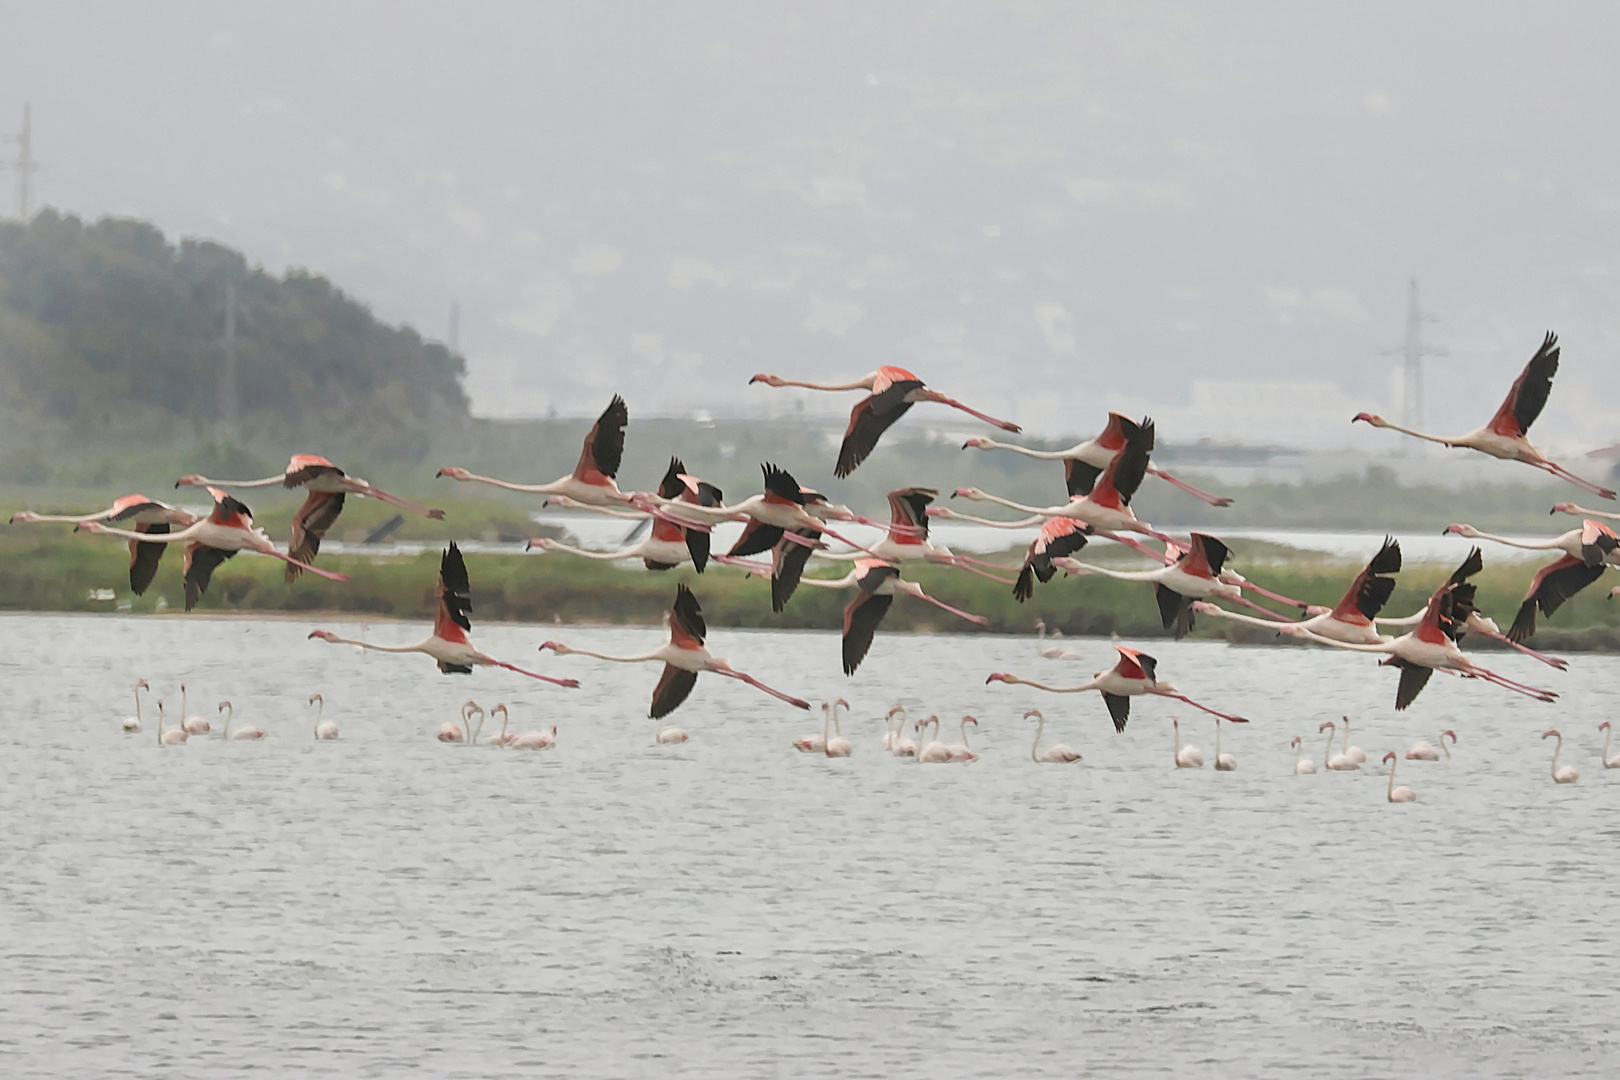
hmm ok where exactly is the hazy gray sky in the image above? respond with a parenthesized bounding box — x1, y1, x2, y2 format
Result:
(3, 1, 1618, 448)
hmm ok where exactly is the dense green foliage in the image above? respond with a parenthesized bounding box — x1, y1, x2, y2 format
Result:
(0, 211, 468, 435)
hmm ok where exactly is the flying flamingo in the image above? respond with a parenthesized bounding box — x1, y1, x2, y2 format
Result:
(962, 411, 1233, 507)
(1011, 517, 1094, 602)
(1173, 717, 1204, 768)
(177, 456, 444, 581)
(1446, 519, 1620, 568)
(12, 495, 196, 594)
(121, 678, 150, 732)
(219, 701, 266, 741)
(1406, 730, 1457, 761)
(1026, 709, 1080, 763)
(1442, 520, 1614, 644)
(747, 366, 1020, 477)
(654, 715, 690, 744)
(1291, 736, 1317, 775)
(437, 395, 634, 506)
(1378, 548, 1569, 668)
(310, 694, 339, 740)
(1599, 722, 1620, 768)
(1544, 729, 1580, 783)
(78, 487, 349, 609)
(179, 684, 211, 736)
(528, 457, 720, 572)
(155, 700, 187, 745)
(808, 487, 1017, 584)
(780, 559, 987, 675)
(1320, 721, 1358, 771)
(986, 645, 1248, 732)
(539, 584, 810, 718)
(1054, 533, 1290, 638)
(1278, 552, 1558, 710)
(823, 700, 853, 758)
(1339, 716, 1368, 766)
(1383, 752, 1417, 802)
(1213, 716, 1237, 771)
(1353, 332, 1615, 498)
(943, 716, 979, 762)
(914, 716, 951, 763)
(935, 419, 1181, 563)
(309, 543, 579, 688)
(1193, 537, 1404, 646)
(1034, 620, 1085, 661)
(1552, 502, 1620, 522)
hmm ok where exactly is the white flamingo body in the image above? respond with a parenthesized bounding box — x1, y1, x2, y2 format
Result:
(1214, 716, 1236, 771)
(436, 396, 633, 506)
(1027, 710, 1080, 764)
(1292, 736, 1317, 775)
(156, 702, 187, 745)
(943, 716, 979, 762)
(1600, 722, 1620, 768)
(823, 700, 853, 758)
(1340, 717, 1368, 766)
(218, 701, 266, 741)
(508, 726, 557, 750)
(655, 719, 690, 744)
(1173, 717, 1204, 769)
(881, 705, 905, 751)
(310, 694, 339, 739)
(122, 678, 149, 732)
(529, 535, 693, 569)
(485, 704, 519, 746)
(1384, 751, 1417, 802)
(1407, 730, 1456, 761)
(178, 685, 211, 736)
(915, 717, 951, 763)
(1034, 620, 1085, 661)
(1544, 729, 1579, 783)
(1321, 722, 1359, 770)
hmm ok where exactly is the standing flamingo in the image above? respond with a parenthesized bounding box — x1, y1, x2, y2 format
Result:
(1034, 620, 1085, 661)
(310, 693, 339, 740)
(1278, 552, 1557, 710)
(1214, 717, 1237, 771)
(1173, 717, 1204, 768)
(962, 411, 1233, 507)
(540, 585, 810, 718)
(1406, 730, 1456, 761)
(218, 701, 266, 741)
(439, 702, 479, 743)
(823, 700, 853, 758)
(79, 487, 349, 609)
(1383, 751, 1417, 802)
(179, 684, 211, 736)
(1027, 709, 1080, 763)
(943, 716, 979, 762)
(986, 646, 1248, 732)
(155, 701, 187, 745)
(309, 543, 579, 687)
(1320, 721, 1356, 771)
(13, 495, 196, 594)
(1339, 716, 1368, 765)
(1291, 736, 1317, 775)
(437, 395, 634, 506)
(793, 703, 831, 753)
(1543, 729, 1580, 783)
(1600, 722, 1620, 768)
(121, 678, 150, 732)
(881, 704, 906, 751)
(890, 706, 917, 758)
(914, 716, 951, 763)
(177, 456, 444, 581)
(747, 367, 1020, 477)
(486, 703, 519, 746)
(1353, 332, 1615, 498)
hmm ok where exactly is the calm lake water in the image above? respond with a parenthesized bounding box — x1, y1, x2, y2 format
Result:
(2, 612, 1616, 1077)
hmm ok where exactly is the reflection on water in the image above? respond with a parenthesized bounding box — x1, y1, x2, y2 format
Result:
(2, 613, 1616, 1077)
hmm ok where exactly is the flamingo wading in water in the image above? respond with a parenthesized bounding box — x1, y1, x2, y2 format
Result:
(177, 456, 444, 582)
(13, 495, 196, 594)
(311, 694, 338, 740)
(1353, 332, 1616, 498)
(1173, 717, 1204, 769)
(1544, 729, 1579, 784)
(219, 701, 266, 741)
(1600, 721, 1620, 769)
(121, 678, 150, 733)
(1292, 736, 1317, 775)
(308, 543, 580, 688)
(1027, 709, 1080, 763)
(1383, 751, 1417, 802)
(78, 487, 349, 610)
(540, 585, 810, 719)
(748, 366, 1020, 477)
(1407, 730, 1456, 761)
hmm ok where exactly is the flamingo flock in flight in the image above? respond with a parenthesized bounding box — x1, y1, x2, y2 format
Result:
(21, 331, 1620, 791)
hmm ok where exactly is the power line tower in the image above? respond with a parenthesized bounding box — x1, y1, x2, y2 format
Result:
(2, 102, 40, 220)
(1384, 278, 1446, 453)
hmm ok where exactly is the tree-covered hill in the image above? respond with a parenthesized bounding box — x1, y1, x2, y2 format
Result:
(0, 212, 469, 435)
